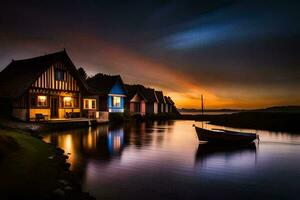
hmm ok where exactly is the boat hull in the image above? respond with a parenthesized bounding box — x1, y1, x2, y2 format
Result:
(195, 126, 257, 144)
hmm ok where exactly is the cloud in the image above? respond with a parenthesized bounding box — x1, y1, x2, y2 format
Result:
(158, 1, 299, 50)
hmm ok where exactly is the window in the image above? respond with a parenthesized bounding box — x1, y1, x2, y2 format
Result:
(63, 97, 74, 108)
(112, 96, 121, 107)
(83, 99, 96, 109)
(84, 100, 89, 109)
(55, 69, 65, 81)
(37, 96, 47, 107)
(91, 100, 96, 109)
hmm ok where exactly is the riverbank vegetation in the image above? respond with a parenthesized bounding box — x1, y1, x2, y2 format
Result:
(0, 128, 94, 200)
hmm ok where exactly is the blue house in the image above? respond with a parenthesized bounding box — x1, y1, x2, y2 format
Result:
(86, 73, 126, 115)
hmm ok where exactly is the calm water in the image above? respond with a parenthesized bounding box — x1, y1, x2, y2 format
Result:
(42, 121, 300, 200)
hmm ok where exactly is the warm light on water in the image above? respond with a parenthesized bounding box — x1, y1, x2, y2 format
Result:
(42, 121, 300, 199)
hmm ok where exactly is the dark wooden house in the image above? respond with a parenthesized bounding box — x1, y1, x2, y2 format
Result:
(125, 85, 147, 115)
(155, 91, 166, 113)
(164, 96, 172, 113)
(125, 84, 158, 115)
(143, 88, 158, 114)
(0, 50, 88, 121)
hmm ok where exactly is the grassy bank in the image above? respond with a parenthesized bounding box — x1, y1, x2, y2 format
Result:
(0, 128, 94, 200)
(0, 129, 58, 199)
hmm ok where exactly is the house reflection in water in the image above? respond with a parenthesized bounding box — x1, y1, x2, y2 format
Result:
(108, 128, 124, 156)
(81, 125, 125, 159)
(42, 125, 125, 170)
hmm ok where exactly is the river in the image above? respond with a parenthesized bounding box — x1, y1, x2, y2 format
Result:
(42, 120, 300, 200)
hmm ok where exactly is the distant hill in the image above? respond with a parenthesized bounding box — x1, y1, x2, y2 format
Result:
(178, 108, 245, 112)
(179, 106, 300, 113)
(253, 106, 300, 113)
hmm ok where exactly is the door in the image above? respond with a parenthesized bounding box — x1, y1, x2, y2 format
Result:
(134, 102, 140, 112)
(50, 97, 58, 118)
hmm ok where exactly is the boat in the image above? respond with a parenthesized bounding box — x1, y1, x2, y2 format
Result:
(194, 126, 258, 144)
(195, 94, 259, 144)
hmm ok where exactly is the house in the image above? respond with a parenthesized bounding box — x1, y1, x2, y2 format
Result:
(164, 96, 172, 113)
(125, 84, 158, 115)
(86, 73, 126, 116)
(155, 91, 166, 113)
(125, 84, 147, 115)
(0, 50, 88, 121)
(163, 96, 179, 114)
(168, 96, 179, 114)
(143, 88, 158, 114)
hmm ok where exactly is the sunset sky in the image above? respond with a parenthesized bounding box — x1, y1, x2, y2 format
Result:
(0, 0, 299, 109)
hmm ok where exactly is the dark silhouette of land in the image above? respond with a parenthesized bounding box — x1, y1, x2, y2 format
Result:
(179, 106, 300, 132)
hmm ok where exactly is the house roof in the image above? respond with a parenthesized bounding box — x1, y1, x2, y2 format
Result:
(125, 84, 158, 103)
(0, 50, 88, 98)
(164, 96, 172, 105)
(155, 91, 166, 104)
(124, 84, 147, 102)
(143, 88, 158, 103)
(168, 97, 175, 105)
(86, 73, 125, 95)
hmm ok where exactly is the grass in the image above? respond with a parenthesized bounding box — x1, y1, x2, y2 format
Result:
(0, 128, 58, 199)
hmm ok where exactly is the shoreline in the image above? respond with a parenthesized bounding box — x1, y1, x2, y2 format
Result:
(0, 127, 95, 200)
(2, 110, 300, 133)
(178, 112, 300, 133)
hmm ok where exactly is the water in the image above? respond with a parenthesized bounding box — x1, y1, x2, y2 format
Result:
(42, 121, 300, 200)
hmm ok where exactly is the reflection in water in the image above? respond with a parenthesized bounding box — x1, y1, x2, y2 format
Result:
(43, 125, 125, 170)
(108, 128, 124, 155)
(195, 142, 257, 168)
(42, 120, 300, 200)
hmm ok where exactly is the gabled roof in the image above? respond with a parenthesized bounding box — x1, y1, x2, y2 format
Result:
(164, 96, 172, 105)
(155, 91, 166, 104)
(0, 50, 88, 98)
(125, 84, 158, 103)
(86, 73, 125, 95)
(168, 97, 175, 105)
(143, 88, 158, 103)
(125, 84, 146, 101)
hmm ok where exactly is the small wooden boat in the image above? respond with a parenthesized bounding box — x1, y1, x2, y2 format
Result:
(195, 95, 258, 144)
(194, 126, 258, 144)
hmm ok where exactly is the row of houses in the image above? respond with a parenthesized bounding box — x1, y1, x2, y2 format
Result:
(125, 84, 175, 115)
(0, 50, 177, 122)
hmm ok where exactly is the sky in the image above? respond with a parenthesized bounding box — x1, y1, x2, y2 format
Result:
(0, 0, 299, 109)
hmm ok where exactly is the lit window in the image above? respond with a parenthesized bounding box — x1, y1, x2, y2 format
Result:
(37, 96, 47, 107)
(83, 99, 96, 109)
(63, 97, 73, 108)
(84, 100, 89, 109)
(91, 100, 96, 109)
(113, 96, 121, 107)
